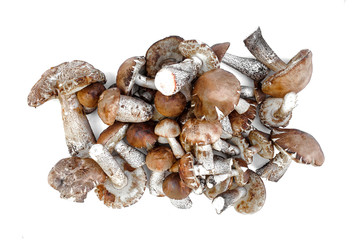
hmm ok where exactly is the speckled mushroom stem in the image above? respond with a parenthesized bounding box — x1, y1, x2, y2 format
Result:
(170, 196, 193, 209)
(114, 140, 146, 168)
(273, 92, 298, 119)
(212, 139, 240, 156)
(89, 144, 127, 189)
(115, 95, 154, 122)
(195, 144, 214, 171)
(193, 157, 233, 176)
(149, 171, 165, 196)
(212, 186, 247, 214)
(222, 53, 269, 81)
(58, 93, 96, 158)
(256, 152, 292, 182)
(244, 27, 287, 72)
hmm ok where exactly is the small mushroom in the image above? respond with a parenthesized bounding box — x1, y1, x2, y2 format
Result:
(155, 40, 219, 96)
(230, 136, 254, 164)
(211, 139, 241, 156)
(244, 27, 313, 97)
(228, 99, 257, 136)
(146, 146, 176, 196)
(97, 121, 129, 153)
(211, 42, 230, 62)
(162, 172, 193, 209)
(126, 121, 158, 150)
(259, 92, 298, 128)
(97, 88, 153, 125)
(116, 56, 156, 95)
(48, 157, 106, 202)
(222, 52, 269, 81)
(154, 91, 187, 118)
(76, 82, 106, 114)
(247, 129, 274, 160)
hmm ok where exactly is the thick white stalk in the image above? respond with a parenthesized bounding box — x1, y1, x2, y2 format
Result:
(167, 137, 185, 159)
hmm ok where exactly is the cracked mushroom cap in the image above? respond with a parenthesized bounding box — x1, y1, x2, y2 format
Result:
(154, 91, 187, 117)
(261, 49, 313, 98)
(192, 68, 241, 120)
(28, 60, 106, 107)
(126, 121, 158, 149)
(271, 128, 325, 166)
(146, 146, 176, 172)
(48, 157, 106, 203)
(97, 121, 129, 153)
(229, 99, 257, 136)
(234, 170, 266, 214)
(95, 157, 147, 209)
(248, 129, 274, 159)
(178, 153, 201, 191)
(116, 56, 146, 95)
(180, 118, 222, 146)
(97, 88, 121, 125)
(145, 35, 185, 77)
(162, 172, 192, 200)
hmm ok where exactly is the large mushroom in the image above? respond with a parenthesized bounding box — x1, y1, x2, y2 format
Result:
(27, 60, 106, 157)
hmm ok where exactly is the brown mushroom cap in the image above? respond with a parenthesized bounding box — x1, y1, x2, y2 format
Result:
(97, 121, 128, 152)
(145, 36, 185, 77)
(154, 118, 181, 138)
(95, 157, 147, 209)
(192, 68, 241, 120)
(162, 172, 192, 200)
(97, 88, 121, 125)
(180, 118, 222, 146)
(229, 99, 257, 136)
(261, 49, 313, 98)
(211, 42, 230, 62)
(271, 128, 325, 166)
(126, 121, 158, 149)
(234, 170, 266, 214)
(76, 82, 105, 108)
(48, 157, 106, 203)
(178, 153, 201, 190)
(248, 129, 274, 159)
(154, 91, 186, 117)
(146, 146, 176, 172)
(28, 60, 106, 107)
(116, 56, 146, 95)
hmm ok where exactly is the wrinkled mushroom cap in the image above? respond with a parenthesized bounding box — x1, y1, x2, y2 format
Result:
(48, 157, 106, 203)
(248, 129, 274, 159)
(28, 60, 106, 107)
(97, 88, 121, 125)
(146, 36, 185, 77)
(262, 49, 313, 98)
(116, 56, 146, 95)
(271, 128, 325, 166)
(162, 173, 192, 200)
(154, 118, 181, 138)
(178, 153, 201, 190)
(126, 122, 158, 149)
(154, 91, 186, 117)
(146, 146, 176, 172)
(229, 99, 257, 136)
(192, 68, 241, 120)
(180, 118, 222, 146)
(95, 157, 147, 209)
(97, 121, 129, 152)
(179, 40, 220, 75)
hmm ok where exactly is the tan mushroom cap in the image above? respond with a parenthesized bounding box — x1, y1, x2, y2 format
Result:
(97, 88, 121, 125)
(192, 68, 241, 120)
(162, 172, 192, 200)
(211, 42, 230, 62)
(154, 91, 186, 117)
(146, 146, 176, 172)
(179, 40, 220, 76)
(180, 118, 222, 146)
(178, 153, 201, 190)
(154, 118, 181, 138)
(95, 157, 147, 209)
(28, 60, 106, 107)
(76, 82, 106, 109)
(248, 129, 274, 159)
(229, 99, 257, 136)
(271, 128, 325, 166)
(126, 122, 158, 149)
(261, 49, 313, 98)
(234, 170, 266, 214)
(48, 157, 106, 203)
(97, 121, 128, 152)
(146, 35, 185, 77)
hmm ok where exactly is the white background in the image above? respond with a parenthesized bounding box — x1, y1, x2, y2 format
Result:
(1, 0, 361, 239)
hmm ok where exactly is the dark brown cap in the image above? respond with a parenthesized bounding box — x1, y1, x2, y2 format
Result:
(211, 42, 230, 62)
(162, 172, 192, 200)
(146, 146, 176, 172)
(126, 121, 158, 149)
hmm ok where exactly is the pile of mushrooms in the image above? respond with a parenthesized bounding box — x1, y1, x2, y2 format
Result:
(27, 28, 324, 214)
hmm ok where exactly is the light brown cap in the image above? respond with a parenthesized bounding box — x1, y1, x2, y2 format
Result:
(116, 56, 146, 95)
(126, 121, 158, 149)
(271, 128, 325, 166)
(76, 82, 106, 108)
(28, 60, 106, 107)
(192, 68, 241, 120)
(48, 157, 106, 203)
(145, 35, 184, 77)
(146, 146, 176, 172)
(97, 88, 121, 125)
(154, 91, 186, 117)
(180, 118, 222, 146)
(248, 129, 274, 159)
(229, 99, 257, 136)
(211, 42, 230, 62)
(154, 118, 181, 138)
(179, 40, 220, 76)
(97, 121, 128, 152)
(261, 49, 313, 98)
(162, 172, 192, 200)
(178, 153, 201, 190)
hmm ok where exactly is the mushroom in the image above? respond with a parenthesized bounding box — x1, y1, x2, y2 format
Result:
(97, 88, 153, 125)
(259, 92, 298, 128)
(76, 82, 106, 114)
(95, 157, 147, 209)
(27, 60, 106, 157)
(222, 52, 269, 81)
(126, 121, 158, 150)
(145, 35, 185, 77)
(246, 129, 274, 160)
(204, 176, 233, 200)
(154, 91, 187, 118)
(212, 185, 247, 214)
(155, 40, 219, 96)
(146, 146, 176, 196)
(211, 42, 230, 62)
(48, 157, 106, 202)
(162, 172, 193, 209)
(257, 128, 325, 182)
(228, 99, 257, 136)
(244, 27, 313, 97)
(116, 56, 157, 95)
(192, 68, 241, 120)
(230, 136, 254, 164)
(154, 118, 185, 159)
(219, 115, 233, 139)
(211, 139, 241, 156)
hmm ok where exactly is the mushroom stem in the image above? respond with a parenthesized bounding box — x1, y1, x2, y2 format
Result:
(240, 86, 255, 99)
(167, 137, 185, 159)
(195, 144, 214, 171)
(58, 93, 96, 158)
(244, 27, 287, 72)
(169, 196, 193, 209)
(256, 152, 292, 182)
(234, 98, 251, 115)
(222, 53, 269, 81)
(134, 74, 157, 90)
(212, 186, 247, 214)
(273, 92, 298, 119)
(193, 157, 233, 176)
(149, 171, 165, 197)
(114, 140, 146, 168)
(89, 144, 127, 189)
(212, 139, 241, 156)
(206, 169, 242, 188)
(115, 95, 154, 123)
(220, 116, 233, 139)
